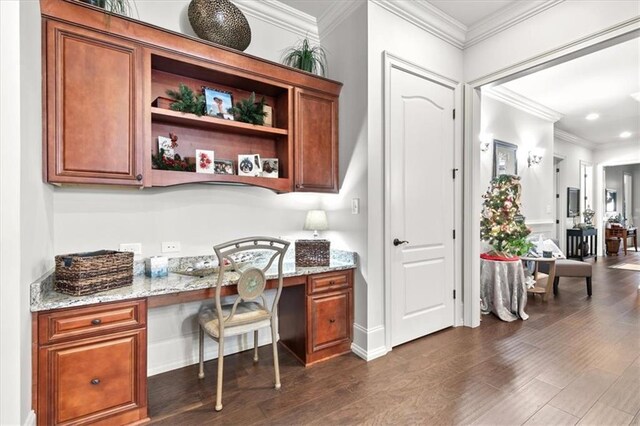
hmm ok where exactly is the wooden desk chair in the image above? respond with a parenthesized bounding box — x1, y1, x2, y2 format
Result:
(198, 237, 290, 411)
(521, 257, 556, 302)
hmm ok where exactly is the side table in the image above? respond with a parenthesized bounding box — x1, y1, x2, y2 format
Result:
(566, 228, 597, 261)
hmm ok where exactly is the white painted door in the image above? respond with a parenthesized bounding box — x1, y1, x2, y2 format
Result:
(389, 66, 455, 347)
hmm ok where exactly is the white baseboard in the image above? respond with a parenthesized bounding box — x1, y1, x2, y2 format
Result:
(24, 410, 36, 426)
(351, 323, 388, 361)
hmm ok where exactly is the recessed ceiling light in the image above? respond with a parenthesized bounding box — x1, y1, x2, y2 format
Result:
(631, 92, 640, 102)
(585, 113, 599, 120)
(620, 131, 632, 138)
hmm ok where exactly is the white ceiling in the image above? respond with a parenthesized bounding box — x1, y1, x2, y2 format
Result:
(502, 38, 640, 146)
(277, 0, 343, 19)
(428, 0, 517, 27)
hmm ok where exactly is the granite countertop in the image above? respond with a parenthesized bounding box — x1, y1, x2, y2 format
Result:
(31, 249, 357, 312)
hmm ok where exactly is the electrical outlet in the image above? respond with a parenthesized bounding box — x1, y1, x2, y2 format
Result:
(162, 241, 181, 253)
(119, 243, 142, 255)
(351, 198, 360, 214)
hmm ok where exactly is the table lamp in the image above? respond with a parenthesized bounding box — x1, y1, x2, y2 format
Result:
(296, 210, 330, 266)
(303, 210, 328, 238)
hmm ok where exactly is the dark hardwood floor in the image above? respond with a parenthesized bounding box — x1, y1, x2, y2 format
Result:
(148, 252, 640, 425)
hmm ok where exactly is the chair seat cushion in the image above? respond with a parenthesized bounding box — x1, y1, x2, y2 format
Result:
(555, 259, 592, 277)
(199, 302, 271, 338)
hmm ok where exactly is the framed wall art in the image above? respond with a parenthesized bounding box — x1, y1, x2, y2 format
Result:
(493, 140, 518, 177)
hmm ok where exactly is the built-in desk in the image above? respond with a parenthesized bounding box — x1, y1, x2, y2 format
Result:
(31, 251, 357, 425)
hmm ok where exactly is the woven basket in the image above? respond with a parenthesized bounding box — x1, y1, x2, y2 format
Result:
(55, 250, 134, 296)
(295, 240, 330, 267)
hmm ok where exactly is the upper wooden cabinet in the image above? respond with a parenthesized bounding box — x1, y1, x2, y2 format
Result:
(294, 89, 339, 193)
(44, 21, 144, 185)
(40, 0, 342, 193)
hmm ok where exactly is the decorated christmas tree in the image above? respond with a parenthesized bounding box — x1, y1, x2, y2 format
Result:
(481, 175, 533, 258)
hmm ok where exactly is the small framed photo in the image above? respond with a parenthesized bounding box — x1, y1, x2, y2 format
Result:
(196, 149, 215, 174)
(158, 136, 174, 159)
(214, 159, 234, 175)
(203, 87, 234, 120)
(238, 154, 262, 177)
(261, 158, 278, 178)
(493, 140, 518, 177)
(263, 105, 273, 127)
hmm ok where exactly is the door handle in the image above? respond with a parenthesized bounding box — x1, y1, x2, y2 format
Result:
(393, 238, 409, 246)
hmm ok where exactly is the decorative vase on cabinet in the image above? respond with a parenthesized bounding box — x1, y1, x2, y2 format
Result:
(188, 0, 251, 51)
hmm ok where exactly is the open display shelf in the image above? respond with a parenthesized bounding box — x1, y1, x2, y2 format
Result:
(147, 52, 294, 192)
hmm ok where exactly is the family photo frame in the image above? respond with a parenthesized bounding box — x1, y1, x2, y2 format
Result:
(204, 87, 234, 120)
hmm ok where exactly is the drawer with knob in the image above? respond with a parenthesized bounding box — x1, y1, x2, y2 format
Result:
(308, 270, 350, 294)
(37, 329, 147, 425)
(38, 299, 146, 345)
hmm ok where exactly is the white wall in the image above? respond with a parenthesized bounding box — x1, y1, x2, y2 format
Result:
(319, 3, 369, 353)
(366, 1, 464, 356)
(1, 1, 54, 424)
(480, 95, 555, 239)
(464, 1, 640, 83)
(1, 3, 26, 424)
(553, 139, 594, 251)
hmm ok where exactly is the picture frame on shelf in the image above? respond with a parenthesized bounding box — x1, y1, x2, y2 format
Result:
(493, 140, 518, 177)
(261, 158, 278, 178)
(157, 136, 174, 159)
(263, 105, 274, 127)
(203, 87, 234, 120)
(214, 159, 234, 175)
(196, 149, 215, 174)
(238, 154, 262, 177)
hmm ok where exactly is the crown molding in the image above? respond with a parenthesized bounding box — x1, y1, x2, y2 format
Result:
(483, 86, 563, 122)
(318, 0, 364, 39)
(465, 0, 564, 48)
(370, 0, 467, 49)
(593, 138, 640, 152)
(554, 129, 597, 149)
(234, 0, 319, 44)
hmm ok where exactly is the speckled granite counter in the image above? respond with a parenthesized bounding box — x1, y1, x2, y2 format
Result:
(31, 250, 357, 312)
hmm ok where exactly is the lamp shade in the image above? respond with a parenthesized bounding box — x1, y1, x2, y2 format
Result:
(303, 210, 328, 231)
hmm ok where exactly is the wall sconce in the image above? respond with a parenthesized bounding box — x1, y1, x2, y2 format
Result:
(528, 149, 544, 167)
(479, 133, 492, 152)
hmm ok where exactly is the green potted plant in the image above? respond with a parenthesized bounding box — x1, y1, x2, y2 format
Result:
(281, 38, 328, 76)
(227, 92, 267, 125)
(79, 0, 135, 16)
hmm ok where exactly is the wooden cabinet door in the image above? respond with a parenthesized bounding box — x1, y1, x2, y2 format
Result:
(45, 21, 143, 185)
(294, 88, 339, 193)
(37, 330, 147, 425)
(307, 289, 352, 357)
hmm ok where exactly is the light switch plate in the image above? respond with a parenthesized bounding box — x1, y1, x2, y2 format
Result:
(351, 198, 360, 214)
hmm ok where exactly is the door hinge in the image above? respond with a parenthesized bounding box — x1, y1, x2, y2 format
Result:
(453, 289, 457, 299)
(556, 219, 560, 224)
(556, 194, 559, 199)
(452, 109, 455, 120)
(452, 168, 459, 179)
(452, 229, 456, 239)
(556, 168, 560, 173)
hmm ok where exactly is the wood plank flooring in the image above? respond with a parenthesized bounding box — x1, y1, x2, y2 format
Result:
(148, 252, 640, 425)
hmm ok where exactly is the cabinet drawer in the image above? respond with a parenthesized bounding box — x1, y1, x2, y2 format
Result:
(308, 289, 352, 354)
(309, 271, 351, 294)
(39, 299, 146, 345)
(38, 329, 146, 425)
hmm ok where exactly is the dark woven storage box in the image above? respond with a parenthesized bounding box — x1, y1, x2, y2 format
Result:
(295, 240, 330, 267)
(55, 250, 134, 296)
